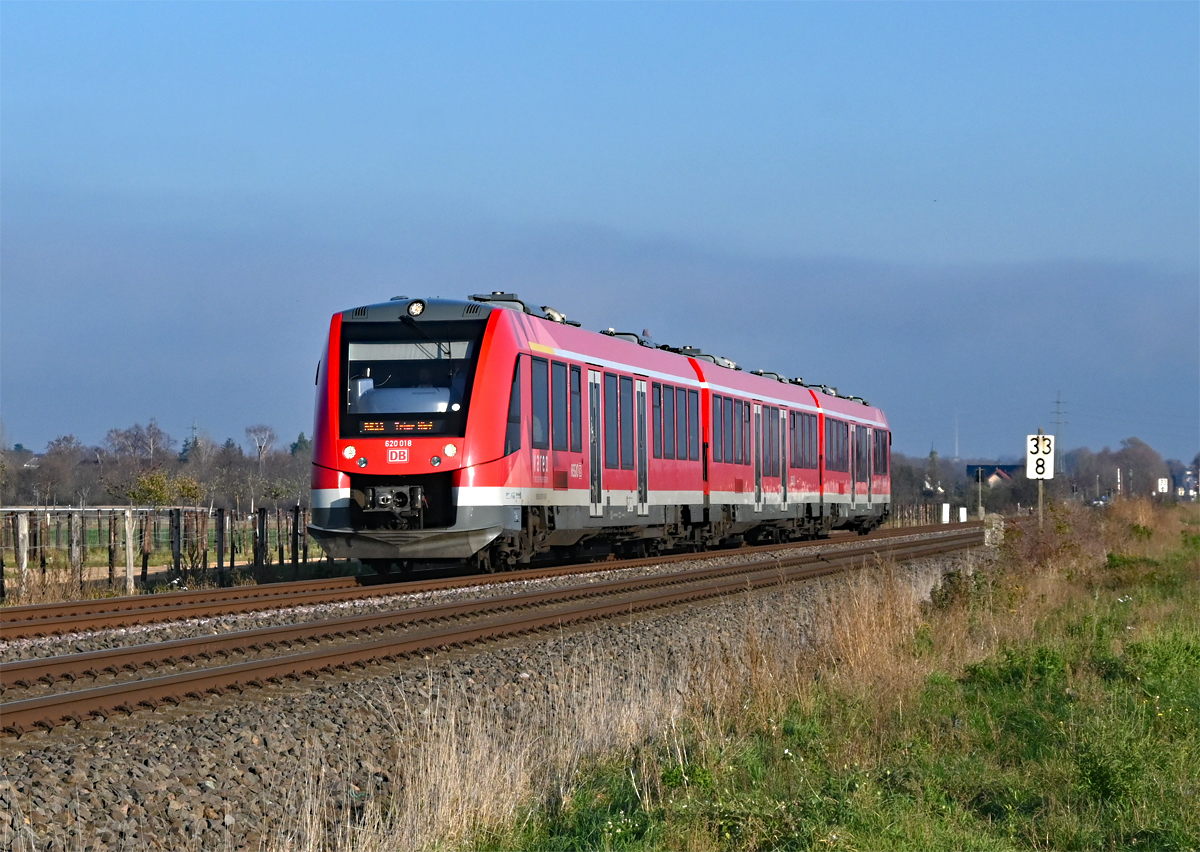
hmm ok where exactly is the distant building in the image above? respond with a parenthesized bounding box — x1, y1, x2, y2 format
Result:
(966, 464, 1023, 487)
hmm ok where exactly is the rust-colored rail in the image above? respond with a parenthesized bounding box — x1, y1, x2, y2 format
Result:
(1, 522, 980, 639)
(0, 528, 983, 735)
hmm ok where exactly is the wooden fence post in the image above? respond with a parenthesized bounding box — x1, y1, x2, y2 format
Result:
(141, 513, 151, 585)
(301, 510, 309, 565)
(200, 510, 209, 575)
(124, 509, 135, 596)
(108, 512, 117, 586)
(216, 508, 226, 586)
(255, 508, 267, 570)
(276, 508, 285, 567)
(1, 514, 8, 602)
(291, 504, 300, 577)
(170, 508, 182, 578)
(17, 512, 30, 600)
(68, 512, 83, 593)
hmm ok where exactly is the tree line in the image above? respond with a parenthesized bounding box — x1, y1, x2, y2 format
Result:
(890, 436, 1196, 515)
(0, 420, 1192, 515)
(0, 421, 312, 511)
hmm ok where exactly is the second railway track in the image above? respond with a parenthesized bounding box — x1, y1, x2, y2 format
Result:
(0, 526, 984, 736)
(1, 521, 980, 639)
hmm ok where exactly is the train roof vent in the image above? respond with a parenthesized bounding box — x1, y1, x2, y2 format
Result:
(813, 385, 839, 397)
(848, 396, 871, 406)
(463, 303, 482, 316)
(601, 328, 655, 347)
(469, 292, 549, 319)
(788, 377, 806, 386)
(750, 369, 788, 383)
(352, 306, 369, 318)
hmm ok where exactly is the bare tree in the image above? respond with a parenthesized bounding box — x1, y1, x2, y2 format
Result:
(105, 420, 176, 464)
(245, 425, 277, 477)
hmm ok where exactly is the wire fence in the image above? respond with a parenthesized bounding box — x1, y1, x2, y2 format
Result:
(0, 506, 326, 601)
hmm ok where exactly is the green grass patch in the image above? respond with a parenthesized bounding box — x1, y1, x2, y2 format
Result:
(487, 517, 1200, 851)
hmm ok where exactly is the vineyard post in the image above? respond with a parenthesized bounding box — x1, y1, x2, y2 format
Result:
(16, 513, 30, 599)
(124, 509, 135, 595)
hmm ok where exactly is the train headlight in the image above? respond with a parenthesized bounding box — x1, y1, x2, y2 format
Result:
(357, 457, 368, 468)
(407, 300, 426, 317)
(430, 456, 442, 467)
(443, 443, 457, 457)
(342, 446, 356, 459)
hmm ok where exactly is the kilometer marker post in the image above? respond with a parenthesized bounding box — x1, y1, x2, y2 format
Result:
(1026, 429, 1055, 531)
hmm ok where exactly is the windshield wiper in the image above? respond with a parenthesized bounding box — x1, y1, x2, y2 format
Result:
(401, 316, 449, 357)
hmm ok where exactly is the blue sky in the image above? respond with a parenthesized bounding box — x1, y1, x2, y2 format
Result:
(2, 2, 1197, 461)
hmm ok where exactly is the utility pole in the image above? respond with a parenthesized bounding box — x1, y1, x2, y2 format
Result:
(1052, 392, 1067, 475)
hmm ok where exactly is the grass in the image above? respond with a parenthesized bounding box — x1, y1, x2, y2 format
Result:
(485, 501, 1199, 851)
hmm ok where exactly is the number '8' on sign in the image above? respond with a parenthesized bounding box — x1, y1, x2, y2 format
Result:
(1026, 434, 1055, 480)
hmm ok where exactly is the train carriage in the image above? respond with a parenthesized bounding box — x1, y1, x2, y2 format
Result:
(310, 293, 890, 572)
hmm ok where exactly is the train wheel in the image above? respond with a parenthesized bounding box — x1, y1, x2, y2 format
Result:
(362, 559, 395, 575)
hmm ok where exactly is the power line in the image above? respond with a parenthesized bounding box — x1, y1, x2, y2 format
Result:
(1052, 392, 1067, 474)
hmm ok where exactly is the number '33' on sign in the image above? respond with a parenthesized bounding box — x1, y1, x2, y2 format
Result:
(1026, 434, 1055, 480)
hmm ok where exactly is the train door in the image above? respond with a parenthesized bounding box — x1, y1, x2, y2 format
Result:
(780, 408, 788, 510)
(866, 427, 873, 507)
(588, 369, 603, 517)
(850, 425, 858, 507)
(636, 379, 649, 516)
(753, 403, 763, 511)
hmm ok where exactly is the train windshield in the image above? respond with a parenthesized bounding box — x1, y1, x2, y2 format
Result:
(340, 319, 488, 437)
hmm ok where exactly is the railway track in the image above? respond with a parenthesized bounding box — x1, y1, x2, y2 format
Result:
(1, 521, 980, 639)
(0, 526, 984, 736)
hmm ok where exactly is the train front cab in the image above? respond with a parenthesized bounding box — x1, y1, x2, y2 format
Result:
(309, 300, 527, 570)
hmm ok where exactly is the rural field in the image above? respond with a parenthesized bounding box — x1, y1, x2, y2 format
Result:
(247, 499, 1197, 851)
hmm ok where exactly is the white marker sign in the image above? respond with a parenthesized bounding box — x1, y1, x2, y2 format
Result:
(1158, 478, 1169, 494)
(1026, 434, 1055, 480)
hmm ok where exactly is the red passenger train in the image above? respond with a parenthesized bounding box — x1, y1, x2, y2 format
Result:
(309, 293, 891, 573)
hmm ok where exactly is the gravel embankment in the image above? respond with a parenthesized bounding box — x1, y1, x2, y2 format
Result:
(0, 544, 988, 852)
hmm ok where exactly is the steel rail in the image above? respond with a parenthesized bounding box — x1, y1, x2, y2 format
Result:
(1, 522, 981, 638)
(0, 529, 983, 735)
(1, 530, 981, 691)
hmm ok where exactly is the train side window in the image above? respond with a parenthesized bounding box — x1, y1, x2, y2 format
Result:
(812, 415, 821, 469)
(620, 375, 635, 470)
(504, 357, 522, 455)
(570, 366, 582, 453)
(551, 361, 568, 451)
(712, 395, 723, 463)
(733, 400, 743, 464)
(688, 389, 700, 461)
(873, 429, 889, 474)
(604, 373, 619, 469)
(788, 412, 796, 469)
(769, 407, 779, 476)
(652, 383, 662, 459)
(812, 415, 820, 468)
(676, 387, 688, 460)
(743, 403, 752, 465)
(663, 384, 676, 459)
(531, 357, 550, 450)
(724, 397, 734, 463)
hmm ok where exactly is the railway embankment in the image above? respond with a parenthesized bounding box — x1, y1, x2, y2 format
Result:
(494, 500, 1200, 850)
(1, 532, 980, 851)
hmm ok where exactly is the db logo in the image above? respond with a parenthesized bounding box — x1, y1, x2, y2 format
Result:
(387, 448, 409, 464)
